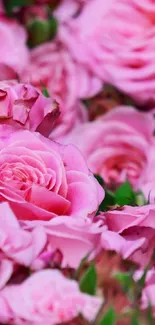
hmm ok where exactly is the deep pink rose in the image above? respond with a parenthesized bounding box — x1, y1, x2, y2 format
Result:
(61, 106, 154, 193)
(0, 202, 46, 289)
(59, 0, 155, 106)
(0, 81, 59, 136)
(0, 17, 29, 77)
(101, 204, 155, 268)
(0, 126, 104, 222)
(0, 269, 102, 324)
(24, 217, 105, 268)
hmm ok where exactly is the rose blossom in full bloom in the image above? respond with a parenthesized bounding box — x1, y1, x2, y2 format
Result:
(0, 81, 59, 136)
(21, 40, 102, 106)
(0, 125, 104, 222)
(59, 0, 155, 106)
(25, 217, 105, 268)
(100, 204, 155, 268)
(21, 40, 102, 138)
(0, 269, 102, 324)
(0, 17, 29, 78)
(61, 106, 154, 194)
(54, 0, 90, 23)
(0, 202, 46, 289)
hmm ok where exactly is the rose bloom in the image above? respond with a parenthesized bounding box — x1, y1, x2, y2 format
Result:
(54, 0, 90, 23)
(51, 101, 88, 142)
(21, 40, 102, 107)
(25, 217, 105, 269)
(140, 270, 155, 316)
(0, 17, 29, 78)
(0, 125, 104, 222)
(100, 204, 155, 268)
(0, 81, 59, 134)
(0, 269, 102, 325)
(21, 40, 102, 138)
(59, 0, 155, 106)
(0, 81, 59, 136)
(0, 202, 46, 289)
(61, 106, 154, 193)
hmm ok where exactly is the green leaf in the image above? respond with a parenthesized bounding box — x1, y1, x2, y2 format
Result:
(48, 16, 58, 40)
(94, 174, 104, 187)
(74, 252, 90, 279)
(131, 314, 140, 325)
(137, 267, 148, 290)
(4, 0, 33, 15)
(28, 17, 58, 48)
(98, 190, 116, 212)
(135, 191, 147, 206)
(79, 264, 96, 296)
(42, 86, 50, 98)
(114, 271, 134, 293)
(115, 181, 136, 206)
(147, 304, 154, 325)
(99, 307, 116, 325)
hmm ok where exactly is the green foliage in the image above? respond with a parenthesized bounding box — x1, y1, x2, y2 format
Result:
(4, 0, 33, 15)
(79, 264, 97, 296)
(131, 313, 141, 325)
(28, 17, 58, 47)
(147, 304, 154, 325)
(94, 176, 145, 212)
(42, 86, 50, 98)
(99, 190, 116, 212)
(98, 307, 116, 325)
(74, 252, 90, 279)
(94, 174, 104, 187)
(114, 271, 134, 294)
(115, 181, 136, 206)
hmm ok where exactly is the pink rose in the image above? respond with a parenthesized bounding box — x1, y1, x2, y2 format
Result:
(21, 40, 102, 107)
(61, 106, 154, 192)
(54, 0, 90, 23)
(0, 81, 59, 136)
(0, 202, 46, 289)
(59, 0, 155, 106)
(24, 217, 105, 268)
(0, 126, 104, 221)
(140, 270, 155, 315)
(51, 101, 88, 142)
(21, 40, 102, 137)
(0, 269, 102, 324)
(0, 17, 29, 77)
(101, 204, 155, 268)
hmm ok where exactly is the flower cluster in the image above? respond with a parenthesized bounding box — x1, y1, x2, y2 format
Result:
(0, 0, 155, 324)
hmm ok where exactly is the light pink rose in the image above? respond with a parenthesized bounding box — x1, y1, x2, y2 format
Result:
(100, 204, 155, 268)
(61, 106, 154, 192)
(0, 81, 59, 136)
(23, 217, 105, 268)
(0, 17, 29, 77)
(21, 40, 102, 107)
(0, 126, 104, 222)
(50, 100, 88, 141)
(21, 40, 102, 137)
(54, 0, 90, 23)
(0, 269, 102, 325)
(140, 270, 155, 315)
(0, 202, 46, 289)
(59, 0, 155, 106)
